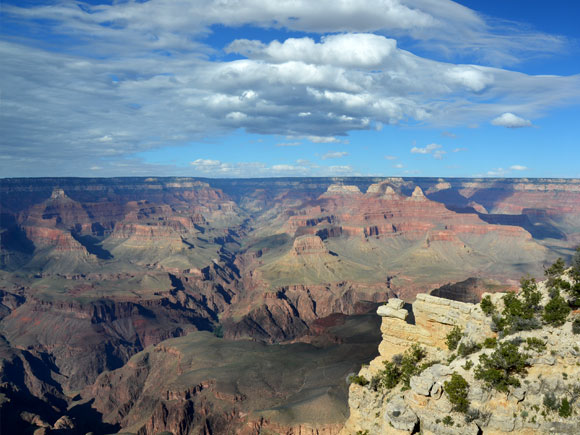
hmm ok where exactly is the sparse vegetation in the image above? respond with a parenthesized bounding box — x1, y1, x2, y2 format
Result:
(524, 337, 546, 352)
(545, 258, 566, 288)
(371, 344, 430, 392)
(462, 360, 474, 370)
(446, 326, 463, 351)
(444, 373, 470, 413)
(458, 340, 481, 357)
(480, 295, 495, 316)
(442, 416, 454, 426)
(543, 393, 560, 411)
(348, 375, 369, 386)
(543, 290, 570, 326)
(474, 341, 529, 392)
(559, 397, 572, 417)
(573, 318, 580, 335)
(483, 337, 497, 348)
(490, 277, 543, 336)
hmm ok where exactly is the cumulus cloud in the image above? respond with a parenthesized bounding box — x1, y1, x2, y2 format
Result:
(491, 113, 533, 128)
(308, 136, 345, 144)
(321, 151, 348, 160)
(227, 33, 397, 68)
(411, 143, 442, 154)
(510, 164, 528, 171)
(385, 155, 398, 160)
(393, 163, 404, 168)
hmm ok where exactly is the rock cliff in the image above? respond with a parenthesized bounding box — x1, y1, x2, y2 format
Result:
(341, 273, 580, 434)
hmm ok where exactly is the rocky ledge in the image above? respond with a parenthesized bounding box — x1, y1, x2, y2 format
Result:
(341, 265, 580, 434)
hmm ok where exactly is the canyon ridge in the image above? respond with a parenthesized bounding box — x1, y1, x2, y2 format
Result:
(1, 176, 580, 434)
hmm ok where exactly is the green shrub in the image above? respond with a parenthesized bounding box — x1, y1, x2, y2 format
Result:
(474, 341, 529, 392)
(493, 285, 542, 335)
(524, 337, 546, 352)
(446, 326, 463, 351)
(371, 344, 429, 391)
(520, 276, 542, 311)
(444, 373, 470, 413)
(372, 361, 400, 391)
(462, 360, 474, 370)
(545, 258, 566, 285)
(442, 416, 454, 426)
(543, 290, 571, 326)
(483, 337, 497, 348)
(559, 397, 572, 417)
(543, 393, 559, 411)
(480, 295, 496, 316)
(573, 318, 580, 335)
(400, 344, 427, 388)
(458, 341, 482, 357)
(348, 375, 369, 386)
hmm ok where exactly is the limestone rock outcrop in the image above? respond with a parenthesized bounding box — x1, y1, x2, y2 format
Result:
(341, 276, 580, 434)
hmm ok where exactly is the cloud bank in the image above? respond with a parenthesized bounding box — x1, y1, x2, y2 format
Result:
(0, 0, 578, 176)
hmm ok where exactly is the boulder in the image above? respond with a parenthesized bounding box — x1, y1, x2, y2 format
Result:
(377, 305, 408, 320)
(410, 364, 452, 396)
(384, 397, 418, 431)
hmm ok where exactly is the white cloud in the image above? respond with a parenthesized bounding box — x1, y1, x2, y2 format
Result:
(453, 147, 467, 152)
(442, 131, 456, 138)
(308, 136, 342, 144)
(510, 164, 528, 171)
(271, 164, 298, 171)
(446, 66, 493, 92)
(487, 167, 508, 176)
(491, 113, 533, 128)
(321, 151, 348, 160)
(385, 155, 398, 160)
(227, 33, 397, 68)
(433, 150, 446, 160)
(411, 143, 442, 154)
(276, 141, 301, 147)
(393, 163, 404, 168)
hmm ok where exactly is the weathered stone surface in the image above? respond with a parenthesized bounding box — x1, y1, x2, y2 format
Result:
(388, 298, 405, 310)
(377, 304, 408, 320)
(384, 397, 418, 431)
(421, 416, 479, 435)
(511, 387, 526, 402)
(410, 364, 452, 396)
(488, 411, 516, 432)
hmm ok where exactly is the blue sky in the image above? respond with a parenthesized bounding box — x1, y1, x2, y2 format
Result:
(1, 0, 579, 178)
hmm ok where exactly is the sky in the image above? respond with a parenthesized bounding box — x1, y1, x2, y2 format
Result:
(1, 0, 579, 178)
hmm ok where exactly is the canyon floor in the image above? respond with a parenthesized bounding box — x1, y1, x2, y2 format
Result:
(1, 176, 580, 433)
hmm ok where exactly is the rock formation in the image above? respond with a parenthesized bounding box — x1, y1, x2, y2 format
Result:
(341, 274, 580, 434)
(292, 235, 328, 256)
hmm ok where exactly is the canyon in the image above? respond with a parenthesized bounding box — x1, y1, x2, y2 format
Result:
(1, 176, 579, 433)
